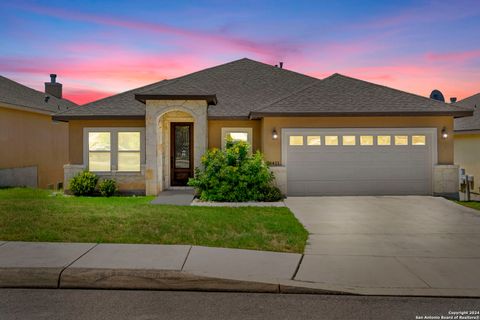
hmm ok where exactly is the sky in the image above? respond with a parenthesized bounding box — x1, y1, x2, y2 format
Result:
(1, 0, 479, 105)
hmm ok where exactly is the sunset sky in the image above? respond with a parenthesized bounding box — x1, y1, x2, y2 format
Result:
(1, 0, 479, 105)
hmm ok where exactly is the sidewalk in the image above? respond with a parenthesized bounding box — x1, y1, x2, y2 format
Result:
(1, 241, 480, 297)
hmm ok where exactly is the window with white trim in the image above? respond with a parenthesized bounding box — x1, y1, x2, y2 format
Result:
(84, 128, 145, 172)
(221, 127, 253, 149)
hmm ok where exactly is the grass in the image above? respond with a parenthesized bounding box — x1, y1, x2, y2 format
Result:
(0, 188, 308, 253)
(455, 200, 480, 212)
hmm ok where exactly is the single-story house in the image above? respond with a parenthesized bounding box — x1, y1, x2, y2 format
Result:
(53, 58, 472, 197)
(454, 93, 480, 195)
(0, 74, 77, 188)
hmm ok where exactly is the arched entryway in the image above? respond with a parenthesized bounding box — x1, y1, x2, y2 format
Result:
(145, 100, 208, 195)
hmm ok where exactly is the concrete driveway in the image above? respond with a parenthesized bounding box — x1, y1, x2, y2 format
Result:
(285, 196, 480, 295)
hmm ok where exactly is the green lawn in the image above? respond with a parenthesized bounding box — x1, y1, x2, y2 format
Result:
(455, 200, 480, 212)
(0, 188, 308, 253)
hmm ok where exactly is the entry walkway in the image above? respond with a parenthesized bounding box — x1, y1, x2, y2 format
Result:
(150, 189, 195, 205)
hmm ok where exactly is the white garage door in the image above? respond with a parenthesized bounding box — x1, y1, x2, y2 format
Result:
(283, 128, 436, 196)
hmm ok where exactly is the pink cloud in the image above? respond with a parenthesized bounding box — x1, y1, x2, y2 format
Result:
(425, 50, 480, 63)
(15, 3, 299, 59)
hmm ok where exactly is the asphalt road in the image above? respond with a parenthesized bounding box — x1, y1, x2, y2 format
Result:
(1, 289, 479, 320)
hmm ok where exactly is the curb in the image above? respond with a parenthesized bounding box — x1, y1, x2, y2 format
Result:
(0, 267, 340, 295)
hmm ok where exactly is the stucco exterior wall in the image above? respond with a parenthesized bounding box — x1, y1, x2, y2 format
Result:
(208, 119, 262, 152)
(455, 133, 480, 194)
(0, 106, 68, 189)
(261, 116, 454, 165)
(68, 119, 146, 164)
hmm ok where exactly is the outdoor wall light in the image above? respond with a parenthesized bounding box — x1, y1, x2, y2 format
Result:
(441, 127, 448, 139)
(272, 128, 278, 140)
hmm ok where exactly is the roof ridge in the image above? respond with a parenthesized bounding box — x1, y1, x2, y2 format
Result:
(330, 73, 472, 111)
(139, 58, 318, 94)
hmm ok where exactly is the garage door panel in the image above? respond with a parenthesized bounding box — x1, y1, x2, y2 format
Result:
(284, 129, 435, 196)
(288, 180, 430, 196)
(288, 166, 427, 181)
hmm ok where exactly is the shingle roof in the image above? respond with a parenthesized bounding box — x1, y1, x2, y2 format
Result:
(455, 93, 480, 131)
(52, 58, 473, 120)
(250, 74, 472, 118)
(54, 58, 318, 119)
(53, 79, 168, 119)
(0, 75, 77, 114)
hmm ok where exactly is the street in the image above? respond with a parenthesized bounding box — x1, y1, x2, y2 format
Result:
(1, 289, 479, 320)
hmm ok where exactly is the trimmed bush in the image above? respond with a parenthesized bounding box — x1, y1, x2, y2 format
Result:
(69, 171, 98, 196)
(98, 179, 117, 197)
(188, 140, 283, 202)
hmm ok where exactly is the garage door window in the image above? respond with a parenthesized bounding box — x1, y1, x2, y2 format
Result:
(395, 135, 408, 146)
(342, 136, 356, 146)
(307, 136, 321, 146)
(377, 135, 391, 146)
(289, 136, 304, 146)
(360, 136, 374, 146)
(325, 136, 339, 146)
(412, 135, 426, 145)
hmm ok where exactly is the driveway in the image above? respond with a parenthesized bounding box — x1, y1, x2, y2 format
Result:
(285, 196, 480, 295)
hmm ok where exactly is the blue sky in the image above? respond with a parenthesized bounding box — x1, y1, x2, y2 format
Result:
(1, 0, 479, 103)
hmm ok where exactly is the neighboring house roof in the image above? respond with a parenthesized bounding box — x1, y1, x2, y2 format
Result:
(455, 93, 480, 132)
(52, 58, 473, 120)
(0, 75, 77, 114)
(250, 74, 472, 118)
(53, 58, 318, 120)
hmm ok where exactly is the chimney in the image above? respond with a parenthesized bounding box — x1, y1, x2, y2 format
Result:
(279, 62, 283, 69)
(45, 74, 62, 99)
(450, 97, 457, 103)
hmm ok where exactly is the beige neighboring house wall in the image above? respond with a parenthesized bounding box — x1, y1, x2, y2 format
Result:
(455, 133, 480, 193)
(0, 105, 68, 188)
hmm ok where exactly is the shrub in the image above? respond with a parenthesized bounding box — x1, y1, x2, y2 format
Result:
(98, 179, 117, 197)
(69, 171, 98, 196)
(188, 140, 284, 202)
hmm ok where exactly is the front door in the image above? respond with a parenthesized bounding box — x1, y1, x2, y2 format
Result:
(171, 123, 194, 186)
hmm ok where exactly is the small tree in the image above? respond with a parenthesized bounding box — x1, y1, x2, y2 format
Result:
(188, 140, 283, 202)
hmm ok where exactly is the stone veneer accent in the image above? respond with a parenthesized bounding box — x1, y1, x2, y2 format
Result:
(145, 100, 208, 195)
(433, 164, 459, 198)
(270, 166, 287, 195)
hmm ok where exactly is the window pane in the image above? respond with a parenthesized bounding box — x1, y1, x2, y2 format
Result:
(89, 152, 110, 171)
(227, 132, 249, 141)
(118, 152, 141, 171)
(89, 132, 110, 151)
(118, 132, 140, 151)
(307, 136, 321, 146)
(360, 136, 373, 146)
(325, 136, 339, 146)
(175, 125, 191, 168)
(395, 135, 408, 145)
(289, 136, 303, 146)
(412, 135, 426, 145)
(342, 136, 356, 146)
(377, 135, 391, 146)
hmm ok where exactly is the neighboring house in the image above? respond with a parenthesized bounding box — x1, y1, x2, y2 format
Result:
(0, 74, 77, 188)
(53, 58, 472, 197)
(454, 93, 480, 194)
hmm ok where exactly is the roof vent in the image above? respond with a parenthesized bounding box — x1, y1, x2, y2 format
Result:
(279, 62, 283, 69)
(430, 89, 445, 102)
(44, 95, 50, 103)
(450, 97, 457, 103)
